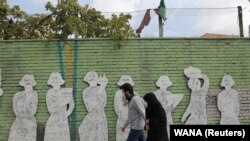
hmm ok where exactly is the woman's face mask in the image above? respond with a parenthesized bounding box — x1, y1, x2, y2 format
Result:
(143, 100, 148, 108)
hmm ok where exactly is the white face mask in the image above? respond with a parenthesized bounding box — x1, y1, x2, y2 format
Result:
(143, 100, 148, 108)
(122, 94, 128, 106)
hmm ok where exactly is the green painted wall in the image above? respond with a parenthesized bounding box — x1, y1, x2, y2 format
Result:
(0, 38, 250, 141)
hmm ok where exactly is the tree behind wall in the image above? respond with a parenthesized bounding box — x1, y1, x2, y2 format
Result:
(1, 0, 136, 40)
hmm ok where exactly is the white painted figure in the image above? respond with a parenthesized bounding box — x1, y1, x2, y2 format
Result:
(182, 67, 209, 125)
(154, 76, 183, 139)
(218, 75, 240, 124)
(44, 72, 74, 141)
(8, 75, 38, 141)
(114, 75, 135, 141)
(79, 71, 108, 141)
(0, 69, 3, 96)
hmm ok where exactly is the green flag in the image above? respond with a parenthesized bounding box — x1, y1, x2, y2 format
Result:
(159, 0, 167, 21)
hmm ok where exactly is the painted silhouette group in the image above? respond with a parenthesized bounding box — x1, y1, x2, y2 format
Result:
(4, 66, 241, 141)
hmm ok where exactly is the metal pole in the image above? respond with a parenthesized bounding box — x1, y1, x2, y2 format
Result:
(249, 25, 250, 37)
(159, 16, 163, 37)
(238, 6, 244, 37)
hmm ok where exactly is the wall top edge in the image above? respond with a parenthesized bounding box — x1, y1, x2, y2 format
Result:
(0, 37, 249, 42)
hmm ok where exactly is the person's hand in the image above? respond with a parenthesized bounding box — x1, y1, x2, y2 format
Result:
(145, 119, 150, 131)
(121, 127, 125, 132)
(145, 124, 149, 131)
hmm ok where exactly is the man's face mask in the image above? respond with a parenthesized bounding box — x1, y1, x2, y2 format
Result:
(122, 91, 128, 106)
(123, 90, 129, 100)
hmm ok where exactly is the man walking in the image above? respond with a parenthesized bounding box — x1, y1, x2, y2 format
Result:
(120, 83, 146, 141)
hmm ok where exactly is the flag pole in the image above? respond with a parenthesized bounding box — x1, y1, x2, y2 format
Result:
(159, 15, 163, 37)
(158, 0, 166, 37)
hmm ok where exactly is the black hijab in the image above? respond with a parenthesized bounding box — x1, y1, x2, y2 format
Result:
(143, 92, 169, 141)
(143, 92, 162, 117)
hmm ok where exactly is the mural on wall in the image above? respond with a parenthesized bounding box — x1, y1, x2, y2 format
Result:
(0, 69, 3, 96)
(114, 75, 136, 141)
(218, 75, 240, 125)
(44, 72, 74, 141)
(181, 67, 209, 125)
(8, 75, 38, 141)
(79, 71, 108, 141)
(1, 39, 250, 141)
(154, 75, 183, 139)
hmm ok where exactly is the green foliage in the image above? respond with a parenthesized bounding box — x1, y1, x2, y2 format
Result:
(0, 2, 27, 39)
(1, 0, 136, 40)
(108, 14, 135, 40)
